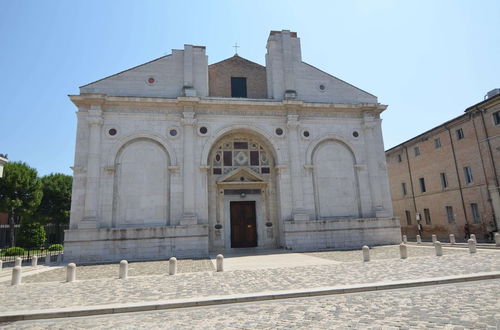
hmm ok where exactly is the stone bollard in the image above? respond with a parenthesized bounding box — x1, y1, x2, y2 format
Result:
(216, 254, 224, 272)
(432, 234, 437, 243)
(434, 241, 443, 256)
(470, 234, 477, 244)
(468, 239, 477, 254)
(66, 263, 76, 282)
(495, 233, 500, 247)
(11, 266, 22, 285)
(31, 256, 38, 267)
(449, 234, 456, 245)
(399, 243, 408, 259)
(0, 260, 3, 271)
(402, 235, 408, 244)
(169, 257, 177, 275)
(416, 235, 422, 244)
(57, 253, 63, 265)
(119, 260, 128, 279)
(45, 254, 51, 266)
(362, 245, 370, 262)
(15, 257, 22, 267)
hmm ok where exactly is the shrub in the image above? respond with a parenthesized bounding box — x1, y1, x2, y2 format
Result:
(16, 222, 46, 249)
(3, 247, 25, 256)
(47, 244, 64, 251)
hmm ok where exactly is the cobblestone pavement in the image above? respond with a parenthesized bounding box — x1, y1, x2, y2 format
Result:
(4, 279, 500, 329)
(21, 259, 214, 283)
(18, 245, 469, 283)
(0, 247, 498, 312)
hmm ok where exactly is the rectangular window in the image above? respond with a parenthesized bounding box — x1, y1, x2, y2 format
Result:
(419, 177, 426, 193)
(446, 206, 455, 223)
(434, 138, 441, 148)
(231, 77, 247, 98)
(250, 151, 259, 166)
(397, 154, 402, 163)
(493, 111, 500, 126)
(456, 128, 464, 140)
(414, 146, 420, 156)
(402, 182, 407, 196)
(223, 151, 232, 166)
(405, 210, 412, 225)
(471, 203, 480, 223)
(424, 208, 431, 225)
(440, 172, 448, 189)
(464, 166, 473, 184)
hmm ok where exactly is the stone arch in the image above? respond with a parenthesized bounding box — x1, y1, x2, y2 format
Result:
(112, 137, 171, 228)
(200, 124, 283, 167)
(306, 133, 359, 166)
(107, 131, 177, 167)
(311, 138, 361, 219)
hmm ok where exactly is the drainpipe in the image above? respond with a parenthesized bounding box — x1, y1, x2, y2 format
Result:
(478, 108, 500, 231)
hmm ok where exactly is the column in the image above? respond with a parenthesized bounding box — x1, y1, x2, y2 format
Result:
(180, 110, 197, 225)
(81, 105, 103, 228)
(286, 115, 309, 220)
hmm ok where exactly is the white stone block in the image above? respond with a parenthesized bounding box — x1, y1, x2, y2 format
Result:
(362, 246, 370, 262)
(66, 263, 76, 282)
(11, 266, 21, 285)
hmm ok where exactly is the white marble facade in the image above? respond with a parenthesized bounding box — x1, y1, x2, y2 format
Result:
(64, 30, 400, 263)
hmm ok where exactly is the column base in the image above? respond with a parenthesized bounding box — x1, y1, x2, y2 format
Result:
(78, 218, 98, 229)
(180, 214, 198, 225)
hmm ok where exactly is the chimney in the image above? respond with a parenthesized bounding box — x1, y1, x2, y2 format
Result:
(265, 30, 302, 100)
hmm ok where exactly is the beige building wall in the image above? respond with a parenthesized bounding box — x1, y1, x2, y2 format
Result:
(386, 93, 500, 242)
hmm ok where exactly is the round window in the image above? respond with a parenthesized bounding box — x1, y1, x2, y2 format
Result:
(147, 77, 156, 85)
(275, 128, 284, 136)
(108, 128, 117, 136)
(199, 126, 208, 135)
(303, 130, 310, 138)
(319, 84, 326, 91)
(353, 131, 359, 138)
(169, 129, 177, 137)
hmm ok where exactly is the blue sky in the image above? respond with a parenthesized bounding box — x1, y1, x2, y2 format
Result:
(0, 0, 499, 176)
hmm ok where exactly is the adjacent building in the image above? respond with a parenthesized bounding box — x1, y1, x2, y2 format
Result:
(65, 30, 400, 263)
(386, 90, 500, 241)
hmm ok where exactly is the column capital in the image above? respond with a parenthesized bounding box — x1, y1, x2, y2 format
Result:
(286, 114, 299, 129)
(181, 111, 197, 126)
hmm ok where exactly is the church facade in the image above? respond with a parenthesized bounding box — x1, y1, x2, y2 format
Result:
(64, 30, 400, 263)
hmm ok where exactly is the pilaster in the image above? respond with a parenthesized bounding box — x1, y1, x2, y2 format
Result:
(81, 105, 103, 229)
(286, 114, 309, 220)
(180, 109, 198, 225)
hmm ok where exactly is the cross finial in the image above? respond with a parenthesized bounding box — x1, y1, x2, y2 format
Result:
(233, 42, 239, 55)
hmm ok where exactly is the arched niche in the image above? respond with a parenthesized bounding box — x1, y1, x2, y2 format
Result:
(312, 139, 361, 218)
(112, 138, 170, 227)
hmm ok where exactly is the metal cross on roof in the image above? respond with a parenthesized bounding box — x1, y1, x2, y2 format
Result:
(233, 42, 239, 55)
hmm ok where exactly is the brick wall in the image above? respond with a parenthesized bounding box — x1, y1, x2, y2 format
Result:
(386, 97, 500, 242)
(208, 55, 267, 99)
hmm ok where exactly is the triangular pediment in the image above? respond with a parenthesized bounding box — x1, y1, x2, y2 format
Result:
(217, 167, 265, 184)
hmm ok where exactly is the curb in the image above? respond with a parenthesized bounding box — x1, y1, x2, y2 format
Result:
(1, 271, 499, 323)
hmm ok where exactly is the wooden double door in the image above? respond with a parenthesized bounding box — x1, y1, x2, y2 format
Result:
(230, 201, 257, 248)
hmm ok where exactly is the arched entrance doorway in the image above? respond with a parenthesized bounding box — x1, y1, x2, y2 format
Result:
(207, 132, 279, 250)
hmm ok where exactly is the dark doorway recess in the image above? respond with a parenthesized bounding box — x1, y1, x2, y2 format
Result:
(230, 201, 257, 247)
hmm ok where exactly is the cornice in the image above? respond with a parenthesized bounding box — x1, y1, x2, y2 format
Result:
(68, 94, 387, 114)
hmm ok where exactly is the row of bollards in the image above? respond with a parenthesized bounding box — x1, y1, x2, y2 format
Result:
(413, 233, 496, 246)
(363, 238, 480, 262)
(9, 253, 226, 285)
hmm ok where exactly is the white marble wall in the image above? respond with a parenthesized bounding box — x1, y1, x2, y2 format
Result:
(65, 30, 399, 262)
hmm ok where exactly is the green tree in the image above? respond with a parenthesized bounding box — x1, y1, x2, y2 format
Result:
(16, 222, 46, 249)
(36, 173, 72, 243)
(0, 162, 43, 246)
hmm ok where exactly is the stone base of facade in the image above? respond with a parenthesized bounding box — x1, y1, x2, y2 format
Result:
(63, 225, 209, 264)
(283, 217, 401, 250)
